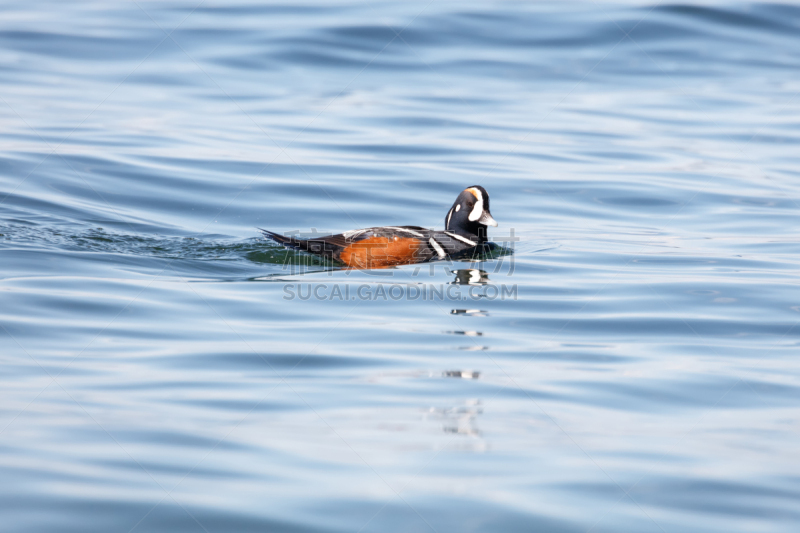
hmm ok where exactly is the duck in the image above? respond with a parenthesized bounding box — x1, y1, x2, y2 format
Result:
(259, 185, 497, 269)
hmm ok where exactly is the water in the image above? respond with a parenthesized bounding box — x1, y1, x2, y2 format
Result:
(2, 1, 800, 531)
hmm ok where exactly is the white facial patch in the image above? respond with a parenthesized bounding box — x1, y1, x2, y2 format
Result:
(455, 204, 460, 212)
(468, 197, 484, 222)
(467, 188, 484, 222)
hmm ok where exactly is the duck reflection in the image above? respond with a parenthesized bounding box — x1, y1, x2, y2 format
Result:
(450, 270, 491, 316)
(444, 328, 487, 350)
(450, 309, 488, 316)
(451, 268, 489, 285)
(443, 370, 480, 379)
(428, 399, 483, 437)
(440, 271, 490, 441)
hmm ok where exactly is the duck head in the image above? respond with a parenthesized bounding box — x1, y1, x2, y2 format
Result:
(444, 185, 497, 242)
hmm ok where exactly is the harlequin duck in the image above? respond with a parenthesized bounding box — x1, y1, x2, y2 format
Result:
(260, 186, 498, 269)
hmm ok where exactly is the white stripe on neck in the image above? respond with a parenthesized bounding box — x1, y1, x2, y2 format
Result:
(429, 237, 446, 258)
(444, 231, 476, 246)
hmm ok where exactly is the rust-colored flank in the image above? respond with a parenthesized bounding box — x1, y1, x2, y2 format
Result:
(339, 236, 422, 269)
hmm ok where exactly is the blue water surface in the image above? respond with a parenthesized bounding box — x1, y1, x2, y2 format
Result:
(2, 1, 800, 532)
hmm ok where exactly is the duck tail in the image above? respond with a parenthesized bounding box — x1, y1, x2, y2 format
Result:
(258, 228, 341, 261)
(258, 228, 304, 250)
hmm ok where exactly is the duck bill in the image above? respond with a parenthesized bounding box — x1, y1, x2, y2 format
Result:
(478, 211, 498, 227)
